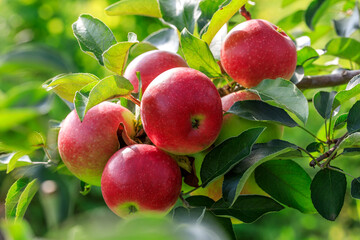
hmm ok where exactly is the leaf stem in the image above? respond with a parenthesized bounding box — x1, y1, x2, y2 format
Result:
(125, 95, 141, 107)
(297, 125, 326, 143)
(327, 166, 358, 180)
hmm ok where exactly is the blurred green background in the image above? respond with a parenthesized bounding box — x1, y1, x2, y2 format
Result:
(0, 0, 359, 239)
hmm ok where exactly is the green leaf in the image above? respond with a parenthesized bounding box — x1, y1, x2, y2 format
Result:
(311, 168, 347, 221)
(277, 10, 305, 31)
(128, 42, 158, 63)
(228, 100, 298, 127)
(347, 100, 360, 133)
(351, 177, 360, 199)
(334, 113, 348, 130)
(200, 127, 265, 187)
(282, 0, 296, 7)
(306, 142, 325, 153)
(43, 73, 99, 102)
(223, 140, 299, 204)
(255, 160, 315, 213)
(158, 0, 200, 33)
(74, 75, 133, 121)
(290, 66, 305, 85)
(251, 78, 309, 124)
(72, 14, 117, 65)
(0, 219, 34, 239)
(333, 75, 360, 109)
(186, 196, 215, 208)
(5, 178, 31, 219)
(341, 147, 360, 156)
(103, 41, 138, 76)
(6, 151, 31, 174)
(211, 196, 284, 223)
(325, 38, 360, 64)
(144, 28, 179, 53)
(0, 109, 38, 132)
(334, 3, 360, 37)
(180, 29, 221, 78)
(0, 154, 32, 172)
(105, 0, 162, 18)
(338, 132, 360, 149)
(197, 0, 225, 32)
(15, 179, 39, 221)
(297, 46, 319, 66)
(313, 91, 337, 119)
(202, 0, 247, 44)
(305, 0, 334, 30)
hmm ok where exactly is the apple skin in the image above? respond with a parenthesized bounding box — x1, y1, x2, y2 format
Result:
(220, 19, 297, 88)
(141, 67, 223, 155)
(58, 102, 135, 186)
(215, 91, 284, 145)
(124, 50, 188, 93)
(101, 144, 182, 217)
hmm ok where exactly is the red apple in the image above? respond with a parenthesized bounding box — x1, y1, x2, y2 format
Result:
(220, 19, 297, 88)
(124, 50, 188, 93)
(58, 102, 135, 186)
(216, 90, 284, 145)
(140, 67, 223, 155)
(101, 144, 182, 217)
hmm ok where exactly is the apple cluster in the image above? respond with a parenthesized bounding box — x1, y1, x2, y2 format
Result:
(57, 19, 296, 217)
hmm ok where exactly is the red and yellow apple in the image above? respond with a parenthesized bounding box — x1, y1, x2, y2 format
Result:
(58, 102, 135, 186)
(124, 50, 188, 93)
(101, 144, 182, 217)
(220, 19, 297, 88)
(140, 67, 223, 155)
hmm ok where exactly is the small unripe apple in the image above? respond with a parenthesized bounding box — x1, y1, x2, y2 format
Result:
(141, 67, 223, 155)
(124, 50, 188, 93)
(58, 102, 135, 186)
(101, 144, 182, 217)
(215, 91, 284, 145)
(220, 19, 297, 88)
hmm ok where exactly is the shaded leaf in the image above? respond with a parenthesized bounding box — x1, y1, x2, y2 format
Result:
(333, 74, 360, 109)
(105, 0, 162, 18)
(72, 14, 117, 65)
(326, 38, 360, 64)
(334, 3, 360, 37)
(351, 177, 360, 199)
(347, 100, 360, 133)
(200, 127, 265, 187)
(158, 0, 200, 34)
(223, 140, 299, 204)
(290, 66, 305, 85)
(334, 113, 348, 130)
(180, 29, 221, 78)
(186, 196, 215, 208)
(202, 0, 247, 44)
(144, 28, 179, 53)
(311, 168, 346, 221)
(228, 100, 298, 127)
(255, 160, 315, 213)
(277, 10, 305, 31)
(198, 0, 225, 32)
(251, 78, 309, 124)
(43, 73, 99, 102)
(211, 195, 284, 223)
(305, 0, 333, 30)
(313, 91, 337, 119)
(74, 75, 133, 121)
(306, 142, 325, 153)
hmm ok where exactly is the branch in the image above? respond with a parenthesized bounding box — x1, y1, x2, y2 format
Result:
(217, 70, 360, 96)
(297, 69, 360, 89)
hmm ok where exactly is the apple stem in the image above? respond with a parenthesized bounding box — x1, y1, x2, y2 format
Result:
(240, 5, 252, 21)
(126, 95, 141, 107)
(119, 122, 138, 146)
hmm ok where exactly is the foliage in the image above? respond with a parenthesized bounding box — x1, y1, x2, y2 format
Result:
(1, 0, 360, 239)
